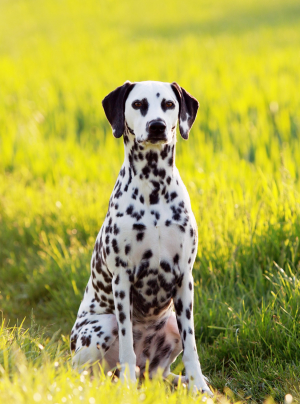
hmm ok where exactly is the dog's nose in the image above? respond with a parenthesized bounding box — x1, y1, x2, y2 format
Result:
(148, 119, 167, 143)
(148, 120, 167, 136)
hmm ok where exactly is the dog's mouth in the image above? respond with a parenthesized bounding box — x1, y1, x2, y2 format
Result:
(141, 134, 169, 145)
(148, 136, 167, 144)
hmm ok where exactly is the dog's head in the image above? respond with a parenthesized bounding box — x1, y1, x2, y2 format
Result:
(102, 81, 199, 144)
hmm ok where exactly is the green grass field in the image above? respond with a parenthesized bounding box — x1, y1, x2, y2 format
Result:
(1, 0, 300, 402)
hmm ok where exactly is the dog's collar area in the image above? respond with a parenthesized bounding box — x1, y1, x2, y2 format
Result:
(123, 127, 175, 171)
(122, 141, 176, 187)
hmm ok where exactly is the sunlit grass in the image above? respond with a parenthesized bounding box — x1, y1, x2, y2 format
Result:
(0, 321, 217, 404)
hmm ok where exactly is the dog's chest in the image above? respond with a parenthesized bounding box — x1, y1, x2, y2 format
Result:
(104, 183, 194, 268)
(100, 175, 196, 318)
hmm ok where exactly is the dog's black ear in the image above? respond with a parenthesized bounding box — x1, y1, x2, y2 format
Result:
(102, 81, 135, 138)
(171, 82, 199, 140)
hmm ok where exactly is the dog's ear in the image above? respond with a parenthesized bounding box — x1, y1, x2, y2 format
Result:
(171, 82, 199, 140)
(102, 81, 135, 138)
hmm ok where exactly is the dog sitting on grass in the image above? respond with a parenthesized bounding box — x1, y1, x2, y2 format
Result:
(70, 81, 212, 395)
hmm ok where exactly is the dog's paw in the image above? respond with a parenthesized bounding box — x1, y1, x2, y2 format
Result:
(190, 376, 213, 397)
(119, 364, 137, 385)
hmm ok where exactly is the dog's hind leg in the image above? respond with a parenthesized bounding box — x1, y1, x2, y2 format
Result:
(71, 313, 119, 373)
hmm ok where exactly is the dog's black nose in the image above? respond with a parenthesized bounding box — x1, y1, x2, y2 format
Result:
(148, 119, 167, 143)
(149, 121, 167, 135)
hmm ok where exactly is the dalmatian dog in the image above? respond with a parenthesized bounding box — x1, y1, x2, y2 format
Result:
(70, 81, 212, 395)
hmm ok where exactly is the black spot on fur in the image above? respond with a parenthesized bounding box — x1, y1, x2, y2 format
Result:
(173, 254, 179, 264)
(149, 355, 160, 372)
(177, 318, 182, 332)
(144, 334, 155, 345)
(161, 147, 169, 161)
(119, 312, 126, 323)
(137, 232, 144, 241)
(112, 239, 119, 253)
(135, 280, 144, 288)
(133, 223, 146, 231)
(70, 334, 78, 351)
(158, 169, 166, 179)
(160, 344, 172, 358)
(178, 225, 185, 233)
(142, 165, 151, 178)
(143, 250, 153, 260)
(175, 298, 183, 316)
(120, 167, 126, 177)
(126, 205, 134, 215)
(133, 329, 143, 340)
(160, 261, 171, 273)
(113, 224, 119, 235)
(81, 335, 91, 347)
(155, 319, 166, 331)
(149, 181, 160, 205)
(156, 334, 166, 351)
(170, 192, 178, 201)
(146, 150, 158, 165)
(149, 192, 159, 205)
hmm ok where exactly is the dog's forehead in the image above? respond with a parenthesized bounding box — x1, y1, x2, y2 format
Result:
(127, 81, 175, 102)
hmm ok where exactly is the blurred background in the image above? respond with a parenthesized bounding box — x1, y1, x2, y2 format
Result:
(0, 0, 300, 400)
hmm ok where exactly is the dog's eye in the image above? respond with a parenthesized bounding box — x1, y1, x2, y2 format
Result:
(133, 101, 142, 108)
(165, 101, 174, 108)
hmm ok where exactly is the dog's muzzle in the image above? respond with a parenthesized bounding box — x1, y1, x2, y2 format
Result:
(147, 119, 167, 143)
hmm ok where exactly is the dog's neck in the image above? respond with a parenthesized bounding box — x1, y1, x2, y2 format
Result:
(122, 127, 177, 184)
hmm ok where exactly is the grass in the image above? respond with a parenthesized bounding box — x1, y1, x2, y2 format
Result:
(0, 0, 300, 402)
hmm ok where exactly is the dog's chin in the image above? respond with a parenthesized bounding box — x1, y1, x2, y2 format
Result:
(142, 137, 170, 146)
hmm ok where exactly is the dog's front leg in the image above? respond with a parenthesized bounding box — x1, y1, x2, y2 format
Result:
(174, 272, 212, 395)
(112, 271, 136, 383)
